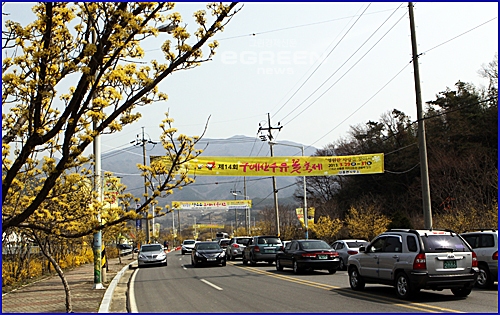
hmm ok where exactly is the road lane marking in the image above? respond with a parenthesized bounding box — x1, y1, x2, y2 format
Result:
(129, 268, 139, 313)
(234, 263, 464, 313)
(200, 279, 223, 291)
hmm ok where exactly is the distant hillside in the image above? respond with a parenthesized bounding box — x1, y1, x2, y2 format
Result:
(102, 135, 317, 207)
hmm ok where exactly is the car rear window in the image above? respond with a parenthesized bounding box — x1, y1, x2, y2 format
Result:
(420, 235, 469, 252)
(184, 240, 196, 245)
(346, 241, 369, 248)
(237, 238, 250, 245)
(258, 237, 281, 245)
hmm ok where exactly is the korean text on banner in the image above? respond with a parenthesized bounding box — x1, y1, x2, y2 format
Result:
(151, 154, 384, 177)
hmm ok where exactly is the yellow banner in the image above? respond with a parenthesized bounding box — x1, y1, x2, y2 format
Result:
(195, 224, 225, 229)
(296, 207, 315, 225)
(171, 200, 252, 210)
(151, 154, 383, 177)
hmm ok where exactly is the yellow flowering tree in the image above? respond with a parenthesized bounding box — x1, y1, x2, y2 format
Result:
(308, 216, 343, 244)
(2, 2, 242, 234)
(345, 205, 391, 241)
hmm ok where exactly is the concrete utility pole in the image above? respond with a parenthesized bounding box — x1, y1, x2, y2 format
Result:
(131, 127, 157, 243)
(409, 2, 432, 229)
(90, 27, 105, 290)
(258, 113, 283, 237)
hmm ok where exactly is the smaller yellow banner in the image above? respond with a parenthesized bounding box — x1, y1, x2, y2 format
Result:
(296, 207, 315, 225)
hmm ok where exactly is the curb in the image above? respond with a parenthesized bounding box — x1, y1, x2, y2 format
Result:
(98, 260, 136, 313)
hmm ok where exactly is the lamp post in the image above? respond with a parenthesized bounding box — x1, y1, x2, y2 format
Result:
(269, 141, 308, 239)
(232, 191, 251, 235)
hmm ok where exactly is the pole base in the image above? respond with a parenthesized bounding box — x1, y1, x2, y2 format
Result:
(93, 283, 105, 290)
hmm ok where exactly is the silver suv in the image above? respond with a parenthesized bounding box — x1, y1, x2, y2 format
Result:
(348, 229, 478, 299)
(460, 229, 498, 289)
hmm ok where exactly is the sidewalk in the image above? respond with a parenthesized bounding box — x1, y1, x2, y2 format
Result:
(2, 254, 136, 313)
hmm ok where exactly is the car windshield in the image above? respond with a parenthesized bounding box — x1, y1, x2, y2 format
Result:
(346, 241, 369, 248)
(197, 243, 220, 250)
(220, 240, 230, 245)
(300, 240, 331, 250)
(184, 240, 196, 245)
(141, 245, 162, 252)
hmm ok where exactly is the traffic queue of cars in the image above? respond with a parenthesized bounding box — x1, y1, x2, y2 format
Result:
(138, 229, 496, 301)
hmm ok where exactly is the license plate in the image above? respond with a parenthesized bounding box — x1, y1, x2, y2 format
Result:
(443, 260, 457, 269)
(318, 255, 327, 259)
(207, 258, 216, 261)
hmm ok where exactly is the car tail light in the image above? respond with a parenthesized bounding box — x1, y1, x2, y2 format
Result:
(347, 250, 358, 255)
(302, 253, 316, 258)
(472, 251, 478, 267)
(413, 253, 426, 270)
(492, 251, 498, 261)
(254, 246, 260, 252)
(232, 244, 239, 248)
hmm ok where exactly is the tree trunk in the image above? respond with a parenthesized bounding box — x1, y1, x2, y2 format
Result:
(45, 253, 73, 313)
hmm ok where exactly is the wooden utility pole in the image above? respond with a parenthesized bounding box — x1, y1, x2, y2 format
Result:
(409, 2, 432, 229)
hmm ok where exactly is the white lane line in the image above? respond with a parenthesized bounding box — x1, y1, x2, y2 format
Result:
(129, 268, 139, 313)
(200, 279, 223, 291)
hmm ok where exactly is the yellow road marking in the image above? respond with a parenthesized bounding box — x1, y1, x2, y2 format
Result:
(230, 262, 464, 313)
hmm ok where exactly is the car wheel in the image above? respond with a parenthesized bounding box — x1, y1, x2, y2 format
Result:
(328, 268, 337, 274)
(451, 287, 472, 297)
(182, 251, 185, 255)
(338, 258, 345, 271)
(395, 272, 417, 300)
(293, 260, 301, 274)
(268, 260, 274, 265)
(476, 265, 494, 289)
(348, 267, 365, 291)
(221, 260, 226, 267)
(276, 259, 283, 271)
(250, 254, 257, 266)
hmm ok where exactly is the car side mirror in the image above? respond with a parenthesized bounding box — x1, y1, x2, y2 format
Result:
(358, 246, 366, 253)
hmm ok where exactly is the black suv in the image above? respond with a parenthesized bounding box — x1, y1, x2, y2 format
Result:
(242, 235, 283, 265)
(348, 229, 478, 299)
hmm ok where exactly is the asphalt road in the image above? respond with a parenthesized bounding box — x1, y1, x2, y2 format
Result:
(130, 250, 498, 313)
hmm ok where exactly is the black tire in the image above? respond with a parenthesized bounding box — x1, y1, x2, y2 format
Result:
(338, 258, 346, 271)
(268, 260, 274, 265)
(250, 254, 257, 266)
(476, 265, 494, 289)
(182, 251, 185, 255)
(348, 267, 365, 291)
(328, 268, 337, 274)
(276, 259, 283, 271)
(221, 260, 226, 267)
(451, 287, 472, 297)
(293, 260, 301, 274)
(395, 272, 417, 300)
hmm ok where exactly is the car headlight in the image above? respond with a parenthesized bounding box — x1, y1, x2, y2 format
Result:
(139, 254, 146, 259)
(157, 252, 166, 259)
(219, 251, 226, 257)
(195, 252, 203, 257)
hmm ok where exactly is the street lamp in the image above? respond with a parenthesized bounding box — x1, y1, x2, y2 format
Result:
(269, 141, 309, 239)
(232, 192, 251, 235)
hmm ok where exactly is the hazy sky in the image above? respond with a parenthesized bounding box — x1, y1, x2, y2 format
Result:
(3, 2, 498, 157)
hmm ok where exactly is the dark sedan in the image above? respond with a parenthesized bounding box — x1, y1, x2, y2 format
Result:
(276, 239, 340, 274)
(191, 241, 227, 267)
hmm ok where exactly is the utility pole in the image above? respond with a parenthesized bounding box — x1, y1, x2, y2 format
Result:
(90, 27, 105, 290)
(409, 2, 432, 229)
(258, 113, 283, 236)
(230, 189, 241, 233)
(131, 127, 157, 243)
